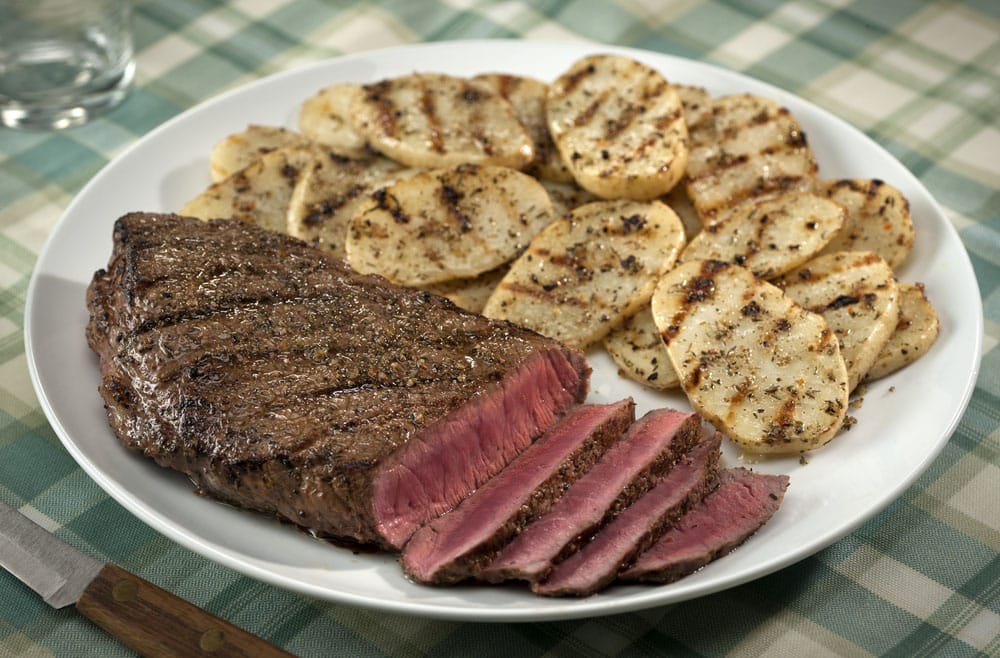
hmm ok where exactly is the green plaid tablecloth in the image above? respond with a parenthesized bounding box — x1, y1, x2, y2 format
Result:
(2, 1, 998, 655)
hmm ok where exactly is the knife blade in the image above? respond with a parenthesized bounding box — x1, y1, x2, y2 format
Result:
(0, 500, 294, 657)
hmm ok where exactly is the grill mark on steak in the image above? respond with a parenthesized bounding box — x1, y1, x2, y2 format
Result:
(87, 213, 590, 549)
(127, 295, 528, 406)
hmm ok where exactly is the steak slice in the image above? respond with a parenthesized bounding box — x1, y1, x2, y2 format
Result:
(620, 468, 789, 584)
(401, 399, 635, 584)
(86, 213, 590, 549)
(532, 432, 721, 597)
(481, 409, 702, 584)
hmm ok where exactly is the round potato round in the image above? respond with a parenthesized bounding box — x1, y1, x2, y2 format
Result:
(776, 251, 900, 391)
(604, 304, 680, 390)
(546, 54, 688, 200)
(346, 164, 552, 286)
(350, 72, 534, 170)
(298, 83, 370, 157)
(484, 199, 686, 349)
(651, 259, 849, 454)
(679, 191, 845, 280)
(209, 124, 312, 183)
(182, 144, 319, 234)
(864, 281, 939, 382)
(287, 152, 415, 259)
(472, 73, 573, 183)
(817, 179, 915, 271)
(684, 93, 818, 222)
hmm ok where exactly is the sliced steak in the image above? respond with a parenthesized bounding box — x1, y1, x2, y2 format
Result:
(86, 213, 590, 550)
(401, 399, 634, 584)
(532, 432, 721, 597)
(481, 408, 702, 584)
(620, 468, 789, 584)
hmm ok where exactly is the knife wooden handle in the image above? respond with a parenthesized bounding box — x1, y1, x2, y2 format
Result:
(76, 564, 294, 657)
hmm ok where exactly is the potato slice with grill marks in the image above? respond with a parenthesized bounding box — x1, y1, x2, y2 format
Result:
(687, 148, 816, 223)
(182, 144, 318, 233)
(651, 259, 849, 454)
(685, 94, 818, 223)
(817, 179, 915, 270)
(864, 281, 939, 382)
(298, 83, 370, 157)
(287, 152, 417, 259)
(350, 73, 534, 170)
(539, 179, 600, 219)
(682, 87, 720, 187)
(676, 84, 713, 131)
(209, 124, 313, 182)
(777, 251, 899, 391)
(679, 191, 845, 280)
(663, 184, 703, 242)
(422, 265, 509, 314)
(345, 164, 551, 286)
(546, 54, 689, 200)
(483, 199, 686, 349)
(473, 73, 573, 183)
(603, 304, 680, 390)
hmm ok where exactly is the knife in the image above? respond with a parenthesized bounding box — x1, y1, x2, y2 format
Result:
(0, 499, 294, 657)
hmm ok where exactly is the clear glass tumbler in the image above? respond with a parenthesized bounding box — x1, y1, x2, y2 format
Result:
(0, 0, 134, 130)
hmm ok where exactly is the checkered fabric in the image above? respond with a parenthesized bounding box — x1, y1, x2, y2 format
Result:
(2, 1, 998, 656)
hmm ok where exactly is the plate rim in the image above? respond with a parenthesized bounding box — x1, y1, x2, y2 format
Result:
(23, 38, 984, 622)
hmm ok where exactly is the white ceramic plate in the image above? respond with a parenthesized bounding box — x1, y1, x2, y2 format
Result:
(25, 40, 982, 621)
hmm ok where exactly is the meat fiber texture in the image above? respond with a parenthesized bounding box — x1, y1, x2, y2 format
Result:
(85, 213, 590, 550)
(621, 468, 790, 584)
(402, 399, 635, 584)
(481, 408, 703, 584)
(533, 431, 722, 597)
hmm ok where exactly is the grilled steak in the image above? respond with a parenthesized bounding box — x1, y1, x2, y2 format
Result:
(402, 399, 634, 584)
(482, 409, 702, 584)
(533, 431, 721, 597)
(86, 213, 589, 549)
(621, 468, 789, 584)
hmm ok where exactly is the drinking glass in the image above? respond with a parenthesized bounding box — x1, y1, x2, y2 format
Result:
(0, 0, 134, 130)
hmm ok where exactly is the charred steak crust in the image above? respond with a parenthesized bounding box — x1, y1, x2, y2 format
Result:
(86, 213, 590, 548)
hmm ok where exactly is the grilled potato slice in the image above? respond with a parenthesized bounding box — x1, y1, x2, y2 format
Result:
(651, 259, 849, 453)
(350, 73, 534, 169)
(679, 192, 845, 280)
(182, 145, 318, 233)
(777, 251, 899, 391)
(676, 84, 713, 131)
(209, 124, 312, 182)
(682, 88, 720, 190)
(287, 152, 416, 258)
(686, 94, 818, 223)
(346, 164, 551, 286)
(817, 179, 915, 270)
(423, 265, 509, 314)
(472, 73, 573, 183)
(663, 184, 703, 242)
(298, 83, 370, 157)
(483, 199, 686, 349)
(540, 179, 600, 219)
(546, 54, 688, 200)
(604, 304, 680, 390)
(864, 282, 939, 382)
